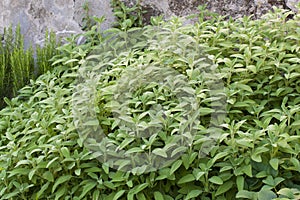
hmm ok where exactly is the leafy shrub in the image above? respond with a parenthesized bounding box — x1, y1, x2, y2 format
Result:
(0, 25, 59, 109)
(0, 6, 300, 200)
(111, 0, 145, 30)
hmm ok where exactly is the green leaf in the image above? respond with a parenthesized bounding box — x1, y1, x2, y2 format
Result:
(178, 174, 195, 184)
(128, 183, 149, 195)
(171, 146, 187, 157)
(236, 176, 244, 191)
(211, 152, 229, 164)
(83, 119, 99, 126)
(277, 188, 295, 198)
(209, 176, 223, 185)
(79, 180, 97, 199)
(251, 154, 262, 162)
(170, 160, 182, 175)
(125, 147, 144, 154)
(243, 165, 252, 177)
(262, 176, 274, 186)
(51, 57, 67, 66)
(257, 189, 277, 200)
(251, 146, 269, 162)
(236, 138, 254, 148)
(220, 166, 232, 172)
(113, 190, 126, 200)
(52, 175, 72, 193)
(256, 171, 267, 178)
(2, 191, 20, 199)
(46, 157, 60, 168)
(193, 169, 205, 180)
(119, 138, 135, 150)
(199, 107, 215, 116)
(274, 177, 285, 186)
(230, 53, 244, 60)
(247, 65, 257, 73)
(61, 147, 70, 158)
(63, 58, 79, 65)
(8, 168, 31, 178)
(104, 181, 116, 190)
(291, 120, 300, 127)
(36, 182, 50, 199)
(236, 190, 255, 199)
(153, 148, 168, 158)
(234, 83, 253, 93)
(154, 191, 164, 200)
(102, 163, 109, 174)
(269, 158, 279, 170)
(54, 186, 67, 200)
(182, 154, 190, 169)
(127, 180, 133, 188)
(136, 192, 147, 200)
(28, 168, 36, 180)
(287, 57, 300, 63)
(127, 193, 134, 200)
(290, 157, 300, 172)
(15, 160, 31, 167)
(215, 181, 233, 196)
(93, 190, 100, 200)
(43, 171, 54, 182)
(75, 168, 81, 176)
(184, 190, 202, 200)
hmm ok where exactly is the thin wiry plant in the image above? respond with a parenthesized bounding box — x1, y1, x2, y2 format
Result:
(0, 24, 59, 109)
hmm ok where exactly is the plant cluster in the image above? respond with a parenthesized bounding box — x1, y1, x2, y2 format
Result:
(0, 6, 300, 200)
(111, 0, 145, 30)
(0, 25, 59, 109)
(81, 1, 95, 31)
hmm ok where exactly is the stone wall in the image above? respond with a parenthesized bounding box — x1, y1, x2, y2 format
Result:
(0, 0, 115, 48)
(126, 0, 299, 22)
(0, 0, 299, 48)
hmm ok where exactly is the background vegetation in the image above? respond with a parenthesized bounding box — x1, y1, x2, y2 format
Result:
(111, 0, 145, 30)
(0, 25, 59, 109)
(0, 5, 299, 200)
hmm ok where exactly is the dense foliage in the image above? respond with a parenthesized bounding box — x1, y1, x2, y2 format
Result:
(111, 0, 145, 30)
(0, 25, 59, 108)
(0, 7, 300, 200)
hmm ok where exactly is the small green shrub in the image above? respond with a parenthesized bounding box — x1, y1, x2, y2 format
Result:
(111, 0, 145, 30)
(0, 6, 299, 200)
(36, 30, 60, 77)
(0, 25, 34, 105)
(0, 25, 59, 109)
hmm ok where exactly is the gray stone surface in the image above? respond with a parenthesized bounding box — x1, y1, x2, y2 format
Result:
(0, 0, 115, 48)
(123, 0, 299, 22)
(286, 0, 300, 12)
(0, 0, 299, 48)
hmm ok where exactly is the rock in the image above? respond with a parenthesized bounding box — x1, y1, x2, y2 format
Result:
(121, 0, 294, 22)
(117, 0, 298, 28)
(286, 0, 300, 12)
(0, 0, 115, 48)
(0, 0, 298, 48)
